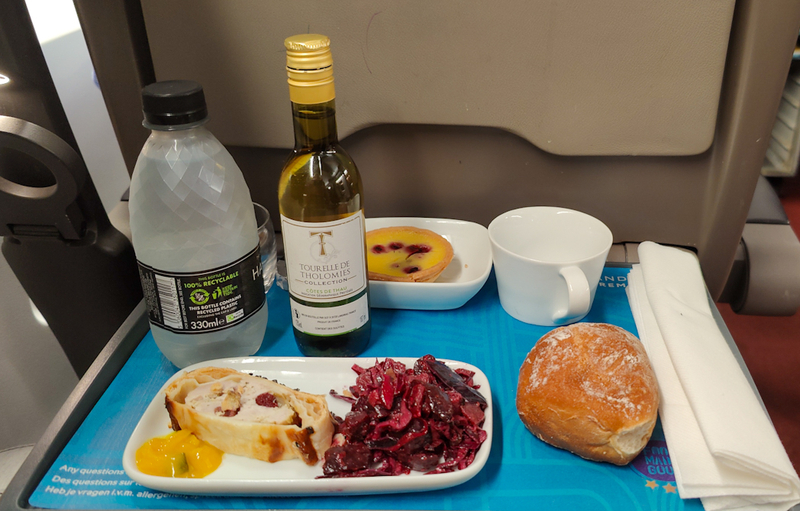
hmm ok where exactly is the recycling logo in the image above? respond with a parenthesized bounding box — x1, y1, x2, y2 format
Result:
(189, 288, 210, 305)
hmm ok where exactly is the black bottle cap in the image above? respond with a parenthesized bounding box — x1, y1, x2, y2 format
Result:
(141, 80, 208, 127)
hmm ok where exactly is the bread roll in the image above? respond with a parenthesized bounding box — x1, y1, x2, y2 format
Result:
(516, 323, 659, 465)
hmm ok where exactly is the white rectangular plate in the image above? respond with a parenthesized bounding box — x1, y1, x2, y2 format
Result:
(123, 357, 492, 496)
(365, 217, 492, 310)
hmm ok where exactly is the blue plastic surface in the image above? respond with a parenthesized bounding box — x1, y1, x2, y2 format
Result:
(29, 268, 700, 510)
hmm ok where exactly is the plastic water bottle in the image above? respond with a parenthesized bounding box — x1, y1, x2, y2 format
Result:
(129, 80, 268, 367)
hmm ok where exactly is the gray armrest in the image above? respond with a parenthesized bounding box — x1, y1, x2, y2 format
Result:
(747, 176, 789, 224)
(720, 176, 800, 316)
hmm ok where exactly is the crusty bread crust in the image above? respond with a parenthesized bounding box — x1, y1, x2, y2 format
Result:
(516, 323, 659, 465)
(164, 367, 333, 465)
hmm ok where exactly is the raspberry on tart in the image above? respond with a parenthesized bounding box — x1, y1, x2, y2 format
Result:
(366, 226, 454, 282)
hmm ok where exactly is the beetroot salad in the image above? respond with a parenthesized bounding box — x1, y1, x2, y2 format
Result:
(321, 355, 488, 478)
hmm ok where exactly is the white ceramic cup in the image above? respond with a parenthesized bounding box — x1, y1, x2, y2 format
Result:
(488, 207, 613, 326)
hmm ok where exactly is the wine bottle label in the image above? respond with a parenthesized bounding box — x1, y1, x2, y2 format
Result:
(280, 212, 368, 302)
(137, 246, 265, 334)
(289, 293, 369, 336)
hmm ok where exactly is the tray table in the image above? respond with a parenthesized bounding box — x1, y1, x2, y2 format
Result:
(3, 267, 724, 510)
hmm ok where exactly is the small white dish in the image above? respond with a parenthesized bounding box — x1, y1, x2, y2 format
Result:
(123, 357, 492, 496)
(365, 217, 492, 310)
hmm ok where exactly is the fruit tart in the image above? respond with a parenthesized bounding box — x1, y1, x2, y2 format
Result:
(366, 226, 454, 282)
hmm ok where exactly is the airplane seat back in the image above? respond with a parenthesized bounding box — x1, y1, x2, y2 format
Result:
(75, 0, 800, 301)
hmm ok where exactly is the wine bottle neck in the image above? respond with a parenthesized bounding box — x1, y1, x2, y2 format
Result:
(291, 100, 339, 151)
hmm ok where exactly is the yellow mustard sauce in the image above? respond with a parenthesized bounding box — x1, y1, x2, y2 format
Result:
(135, 430, 223, 478)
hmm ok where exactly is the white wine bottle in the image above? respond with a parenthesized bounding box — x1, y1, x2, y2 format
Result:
(278, 34, 370, 356)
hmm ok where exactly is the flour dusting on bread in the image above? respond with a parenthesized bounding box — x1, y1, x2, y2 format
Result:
(516, 323, 659, 465)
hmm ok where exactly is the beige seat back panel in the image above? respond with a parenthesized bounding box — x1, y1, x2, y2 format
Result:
(141, 0, 734, 156)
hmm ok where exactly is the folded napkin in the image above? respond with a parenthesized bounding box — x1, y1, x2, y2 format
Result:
(626, 241, 800, 511)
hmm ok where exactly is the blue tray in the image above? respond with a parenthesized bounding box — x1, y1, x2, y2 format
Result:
(28, 268, 698, 510)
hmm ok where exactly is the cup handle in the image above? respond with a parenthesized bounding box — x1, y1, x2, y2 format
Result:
(553, 266, 591, 323)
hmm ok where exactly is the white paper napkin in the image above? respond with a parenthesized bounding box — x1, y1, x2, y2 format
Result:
(626, 241, 800, 511)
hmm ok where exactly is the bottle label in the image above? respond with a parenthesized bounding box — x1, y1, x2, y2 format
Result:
(137, 246, 265, 334)
(280, 212, 368, 302)
(290, 293, 369, 335)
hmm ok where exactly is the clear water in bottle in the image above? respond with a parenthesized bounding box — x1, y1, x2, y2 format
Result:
(129, 81, 267, 367)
